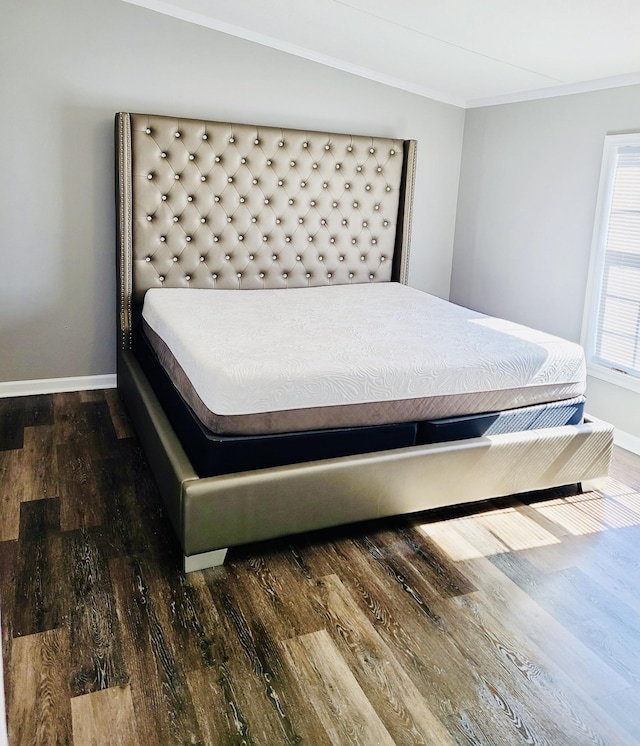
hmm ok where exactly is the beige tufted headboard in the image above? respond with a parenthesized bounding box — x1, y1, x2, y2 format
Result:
(116, 112, 417, 349)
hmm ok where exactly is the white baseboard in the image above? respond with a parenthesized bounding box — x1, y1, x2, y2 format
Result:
(613, 428, 640, 456)
(0, 374, 116, 399)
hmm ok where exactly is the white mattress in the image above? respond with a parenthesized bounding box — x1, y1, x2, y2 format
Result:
(141, 283, 586, 431)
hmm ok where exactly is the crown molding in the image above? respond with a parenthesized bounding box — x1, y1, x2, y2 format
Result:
(122, 0, 466, 108)
(122, 0, 640, 110)
(466, 72, 640, 109)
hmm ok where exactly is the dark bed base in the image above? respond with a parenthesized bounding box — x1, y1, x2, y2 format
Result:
(134, 331, 586, 478)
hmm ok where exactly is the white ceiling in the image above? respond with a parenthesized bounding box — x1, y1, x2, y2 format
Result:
(124, 0, 640, 108)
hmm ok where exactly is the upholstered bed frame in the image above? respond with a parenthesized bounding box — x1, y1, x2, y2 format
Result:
(116, 112, 614, 572)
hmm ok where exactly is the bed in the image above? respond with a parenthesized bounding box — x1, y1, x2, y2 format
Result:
(116, 111, 614, 572)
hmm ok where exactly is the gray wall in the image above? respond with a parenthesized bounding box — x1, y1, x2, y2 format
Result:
(0, 0, 464, 384)
(452, 85, 640, 440)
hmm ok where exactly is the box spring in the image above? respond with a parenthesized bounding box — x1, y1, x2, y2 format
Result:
(134, 332, 585, 477)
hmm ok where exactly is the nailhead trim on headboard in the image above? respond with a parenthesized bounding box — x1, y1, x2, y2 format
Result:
(116, 112, 417, 349)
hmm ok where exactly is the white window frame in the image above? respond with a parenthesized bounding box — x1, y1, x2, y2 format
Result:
(581, 132, 640, 395)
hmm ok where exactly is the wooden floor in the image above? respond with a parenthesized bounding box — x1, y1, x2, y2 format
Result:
(1, 391, 639, 745)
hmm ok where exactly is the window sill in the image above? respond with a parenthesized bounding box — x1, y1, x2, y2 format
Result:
(586, 363, 640, 395)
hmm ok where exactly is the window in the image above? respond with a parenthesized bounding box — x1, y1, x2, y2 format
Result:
(582, 133, 640, 393)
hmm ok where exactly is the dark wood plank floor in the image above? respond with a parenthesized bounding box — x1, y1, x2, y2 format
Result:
(1, 390, 639, 745)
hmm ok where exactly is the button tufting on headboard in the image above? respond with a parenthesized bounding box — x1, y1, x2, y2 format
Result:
(116, 112, 417, 348)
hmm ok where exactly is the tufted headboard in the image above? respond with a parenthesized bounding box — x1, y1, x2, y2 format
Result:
(116, 112, 417, 349)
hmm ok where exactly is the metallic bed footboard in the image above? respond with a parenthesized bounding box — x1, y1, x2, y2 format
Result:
(119, 348, 613, 570)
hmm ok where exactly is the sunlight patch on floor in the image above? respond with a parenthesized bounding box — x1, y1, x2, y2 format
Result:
(599, 476, 637, 497)
(610, 491, 640, 517)
(476, 508, 561, 552)
(419, 506, 560, 560)
(420, 482, 640, 560)
(418, 522, 486, 561)
(530, 497, 606, 536)
(531, 491, 640, 534)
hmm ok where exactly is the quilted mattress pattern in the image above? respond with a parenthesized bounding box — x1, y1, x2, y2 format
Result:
(141, 283, 586, 435)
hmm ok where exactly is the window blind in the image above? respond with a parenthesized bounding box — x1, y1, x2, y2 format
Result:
(585, 137, 640, 385)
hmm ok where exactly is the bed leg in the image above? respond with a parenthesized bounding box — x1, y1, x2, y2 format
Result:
(184, 548, 228, 573)
(580, 477, 608, 492)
